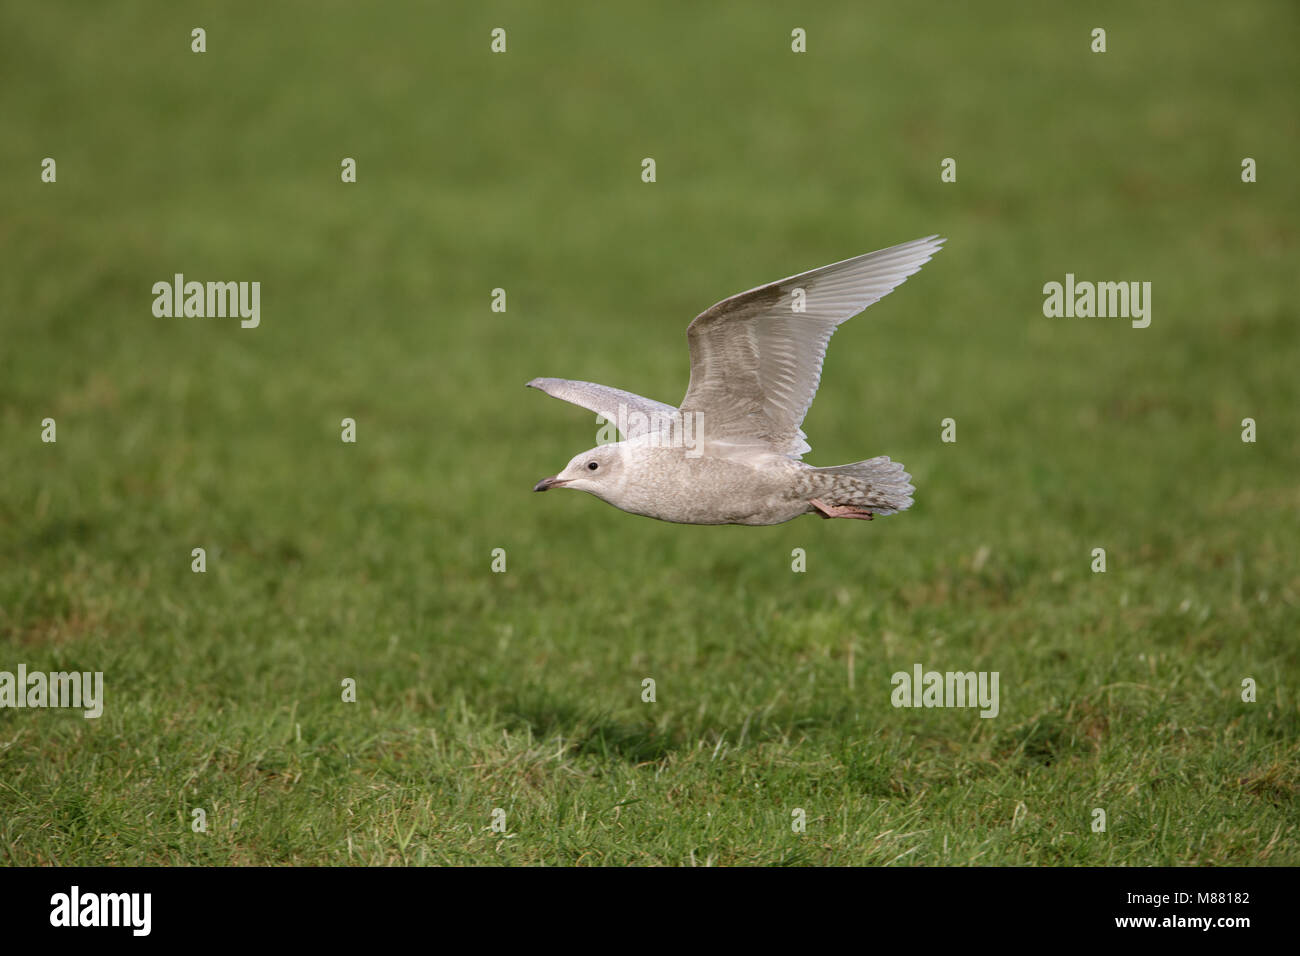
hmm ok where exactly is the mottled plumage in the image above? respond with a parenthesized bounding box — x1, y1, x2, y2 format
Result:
(529, 236, 945, 525)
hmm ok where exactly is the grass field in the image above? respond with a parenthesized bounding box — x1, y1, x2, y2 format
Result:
(1, 2, 1297, 865)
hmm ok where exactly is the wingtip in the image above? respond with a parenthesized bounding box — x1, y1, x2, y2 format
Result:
(888, 235, 946, 261)
(909, 234, 946, 263)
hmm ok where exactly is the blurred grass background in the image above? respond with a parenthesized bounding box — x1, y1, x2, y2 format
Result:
(0, 1, 1297, 864)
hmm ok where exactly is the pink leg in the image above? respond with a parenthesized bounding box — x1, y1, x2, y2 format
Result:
(809, 498, 874, 520)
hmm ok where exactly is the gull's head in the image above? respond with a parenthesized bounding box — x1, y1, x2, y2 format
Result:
(533, 444, 625, 498)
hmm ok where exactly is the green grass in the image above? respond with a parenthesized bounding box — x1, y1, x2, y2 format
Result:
(1, 0, 1297, 865)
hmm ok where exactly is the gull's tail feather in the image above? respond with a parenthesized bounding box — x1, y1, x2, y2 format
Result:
(811, 456, 914, 516)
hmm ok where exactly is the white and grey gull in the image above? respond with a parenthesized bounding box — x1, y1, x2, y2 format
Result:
(529, 235, 945, 525)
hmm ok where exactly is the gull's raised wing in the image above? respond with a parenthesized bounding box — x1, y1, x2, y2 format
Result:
(526, 377, 678, 440)
(678, 236, 944, 458)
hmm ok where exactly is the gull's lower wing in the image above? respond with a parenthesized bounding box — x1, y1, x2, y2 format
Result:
(526, 377, 678, 439)
(679, 236, 945, 457)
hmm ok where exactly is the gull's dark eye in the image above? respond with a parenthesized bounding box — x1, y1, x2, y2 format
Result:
(587, 461, 599, 471)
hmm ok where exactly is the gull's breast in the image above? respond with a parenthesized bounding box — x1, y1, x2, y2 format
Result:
(615, 447, 803, 525)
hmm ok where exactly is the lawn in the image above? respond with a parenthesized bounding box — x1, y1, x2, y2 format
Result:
(0, 1, 1296, 865)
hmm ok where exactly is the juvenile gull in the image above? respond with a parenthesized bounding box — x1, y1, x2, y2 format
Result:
(529, 236, 944, 525)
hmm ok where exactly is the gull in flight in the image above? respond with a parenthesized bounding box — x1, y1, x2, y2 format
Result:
(529, 235, 944, 525)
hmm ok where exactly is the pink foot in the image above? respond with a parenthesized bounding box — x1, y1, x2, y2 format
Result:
(809, 498, 874, 520)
